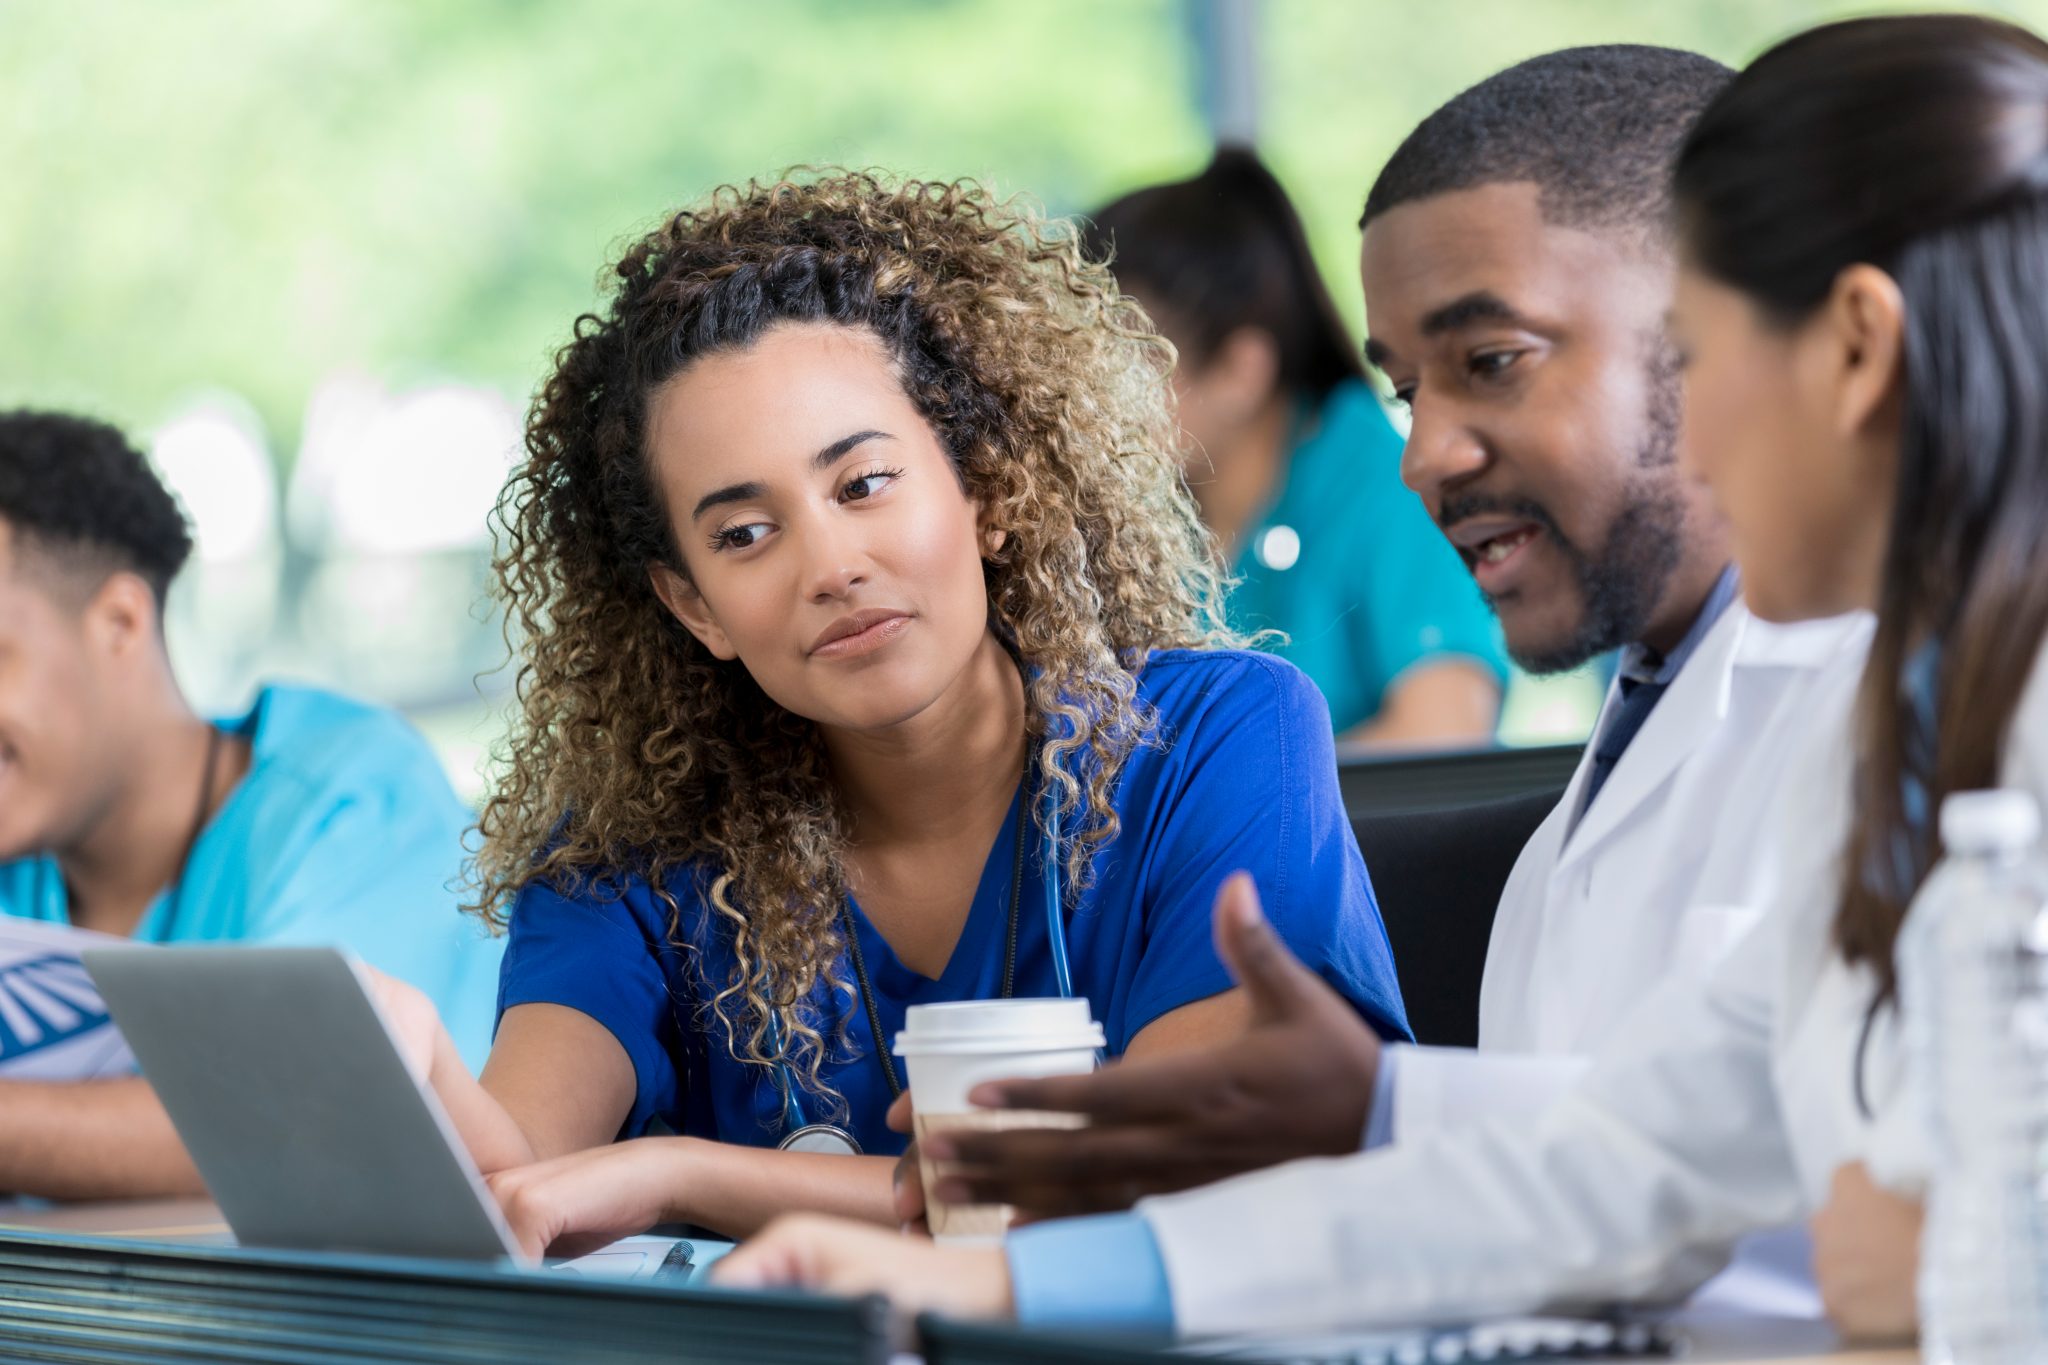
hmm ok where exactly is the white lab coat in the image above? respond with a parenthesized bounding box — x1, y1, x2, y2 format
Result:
(1138, 617, 1991, 1338)
(1389, 603, 1876, 1137)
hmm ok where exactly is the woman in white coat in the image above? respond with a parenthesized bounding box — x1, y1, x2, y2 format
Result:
(715, 11, 2048, 1343)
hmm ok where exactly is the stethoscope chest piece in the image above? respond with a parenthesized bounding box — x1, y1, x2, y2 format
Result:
(777, 1123, 864, 1157)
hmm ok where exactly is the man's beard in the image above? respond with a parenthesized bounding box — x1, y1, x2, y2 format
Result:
(1452, 343, 1688, 676)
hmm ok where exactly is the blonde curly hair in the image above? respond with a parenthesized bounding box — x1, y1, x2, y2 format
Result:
(474, 169, 1236, 1107)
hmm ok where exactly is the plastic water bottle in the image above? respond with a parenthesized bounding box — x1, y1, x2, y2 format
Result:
(1902, 789, 2048, 1365)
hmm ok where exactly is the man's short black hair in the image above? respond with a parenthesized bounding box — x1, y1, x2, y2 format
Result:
(1362, 45, 1733, 236)
(0, 410, 192, 607)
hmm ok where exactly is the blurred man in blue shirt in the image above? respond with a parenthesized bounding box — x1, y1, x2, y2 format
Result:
(0, 410, 501, 1199)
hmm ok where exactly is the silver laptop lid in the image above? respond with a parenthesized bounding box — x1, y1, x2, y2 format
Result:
(82, 945, 520, 1263)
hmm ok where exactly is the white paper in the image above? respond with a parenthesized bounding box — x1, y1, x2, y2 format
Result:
(0, 918, 137, 1080)
(554, 1235, 733, 1281)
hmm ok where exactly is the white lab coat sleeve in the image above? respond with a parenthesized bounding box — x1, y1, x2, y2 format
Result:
(1388, 1045, 1590, 1143)
(1140, 896, 1806, 1337)
(1863, 1056, 1932, 1197)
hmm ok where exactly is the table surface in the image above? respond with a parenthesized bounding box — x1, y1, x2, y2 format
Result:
(1635, 1309, 1910, 1365)
(0, 1199, 1914, 1365)
(0, 1195, 229, 1239)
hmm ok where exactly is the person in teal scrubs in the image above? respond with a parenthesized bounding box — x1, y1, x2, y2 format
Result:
(1086, 149, 1507, 743)
(0, 410, 500, 1199)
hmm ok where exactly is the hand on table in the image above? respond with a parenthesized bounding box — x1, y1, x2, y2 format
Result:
(1812, 1160, 1922, 1345)
(924, 871, 1382, 1219)
(714, 1213, 1013, 1319)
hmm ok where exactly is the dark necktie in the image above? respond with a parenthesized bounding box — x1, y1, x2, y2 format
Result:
(1581, 674, 1669, 813)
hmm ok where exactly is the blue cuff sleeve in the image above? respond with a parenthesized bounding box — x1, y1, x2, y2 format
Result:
(1006, 1212, 1174, 1332)
(1363, 1044, 1402, 1149)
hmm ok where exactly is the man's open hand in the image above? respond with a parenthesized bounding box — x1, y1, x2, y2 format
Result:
(923, 872, 1385, 1219)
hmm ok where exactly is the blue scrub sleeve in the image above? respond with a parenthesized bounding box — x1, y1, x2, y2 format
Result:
(1007, 1212, 1175, 1331)
(1354, 488, 1508, 696)
(1123, 656, 1412, 1044)
(497, 880, 684, 1137)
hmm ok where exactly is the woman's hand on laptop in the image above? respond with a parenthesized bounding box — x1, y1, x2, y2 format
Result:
(487, 1139, 688, 1260)
(715, 1213, 1013, 1319)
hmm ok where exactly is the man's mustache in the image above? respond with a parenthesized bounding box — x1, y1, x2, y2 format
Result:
(1437, 494, 1567, 547)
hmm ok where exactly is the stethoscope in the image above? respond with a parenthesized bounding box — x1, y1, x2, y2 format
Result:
(773, 761, 1072, 1157)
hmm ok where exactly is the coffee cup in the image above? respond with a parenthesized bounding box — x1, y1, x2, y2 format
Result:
(895, 998, 1104, 1243)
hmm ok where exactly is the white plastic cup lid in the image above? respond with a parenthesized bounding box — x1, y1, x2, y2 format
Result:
(1941, 789, 2042, 853)
(894, 998, 1105, 1056)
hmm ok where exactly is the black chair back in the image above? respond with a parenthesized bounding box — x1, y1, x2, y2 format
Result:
(1338, 742, 1582, 819)
(1352, 786, 1566, 1049)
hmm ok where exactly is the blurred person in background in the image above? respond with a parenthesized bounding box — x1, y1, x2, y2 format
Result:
(0, 410, 502, 1199)
(1086, 148, 1506, 745)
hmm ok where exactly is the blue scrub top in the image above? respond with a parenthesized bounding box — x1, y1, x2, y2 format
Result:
(1231, 379, 1507, 732)
(0, 684, 504, 1071)
(498, 648, 1410, 1156)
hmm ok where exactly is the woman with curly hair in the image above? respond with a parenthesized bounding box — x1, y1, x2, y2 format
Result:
(389, 169, 1409, 1251)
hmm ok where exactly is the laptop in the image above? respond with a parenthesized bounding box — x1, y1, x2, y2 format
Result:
(81, 945, 697, 1277)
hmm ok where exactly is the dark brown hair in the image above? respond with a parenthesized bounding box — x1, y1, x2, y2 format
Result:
(1675, 14, 2048, 1000)
(0, 410, 192, 608)
(1084, 147, 1362, 403)
(1364, 45, 1730, 240)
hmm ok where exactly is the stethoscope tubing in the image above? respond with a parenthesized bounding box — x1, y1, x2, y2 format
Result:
(774, 778, 1069, 1147)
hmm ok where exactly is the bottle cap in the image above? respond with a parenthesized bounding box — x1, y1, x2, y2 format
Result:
(1940, 789, 2041, 853)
